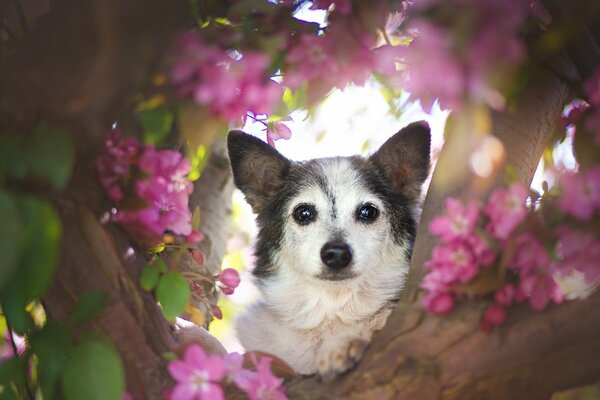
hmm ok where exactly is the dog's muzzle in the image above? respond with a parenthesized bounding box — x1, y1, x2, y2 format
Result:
(320, 241, 353, 270)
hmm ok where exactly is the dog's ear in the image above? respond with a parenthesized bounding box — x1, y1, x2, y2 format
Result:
(227, 130, 291, 213)
(370, 121, 431, 200)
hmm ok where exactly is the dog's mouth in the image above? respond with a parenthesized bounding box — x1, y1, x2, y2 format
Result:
(315, 270, 357, 282)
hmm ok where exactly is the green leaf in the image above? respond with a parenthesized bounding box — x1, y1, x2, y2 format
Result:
(139, 263, 160, 291)
(156, 272, 190, 322)
(0, 134, 28, 180)
(0, 357, 21, 400)
(61, 335, 125, 400)
(16, 196, 62, 301)
(0, 190, 22, 290)
(140, 107, 174, 145)
(154, 257, 168, 273)
(0, 295, 34, 335)
(30, 321, 71, 400)
(27, 123, 74, 190)
(68, 291, 108, 326)
(0, 196, 61, 334)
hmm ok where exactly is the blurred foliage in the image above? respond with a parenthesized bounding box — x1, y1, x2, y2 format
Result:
(0, 123, 125, 399)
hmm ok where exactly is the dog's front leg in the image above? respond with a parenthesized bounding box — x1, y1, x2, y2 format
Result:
(316, 331, 370, 382)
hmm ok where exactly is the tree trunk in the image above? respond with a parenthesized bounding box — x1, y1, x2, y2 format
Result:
(1, 1, 189, 398)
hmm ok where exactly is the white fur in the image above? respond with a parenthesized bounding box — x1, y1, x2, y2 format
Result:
(235, 158, 411, 375)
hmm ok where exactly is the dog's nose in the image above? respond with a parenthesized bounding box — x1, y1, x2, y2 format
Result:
(320, 242, 352, 269)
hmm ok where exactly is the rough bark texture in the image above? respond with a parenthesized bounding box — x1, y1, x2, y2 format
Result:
(284, 291, 600, 400)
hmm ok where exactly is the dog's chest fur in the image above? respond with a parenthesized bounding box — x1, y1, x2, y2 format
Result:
(227, 122, 430, 376)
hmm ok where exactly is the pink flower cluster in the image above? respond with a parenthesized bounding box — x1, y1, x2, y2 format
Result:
(97, 129, 194, 244)
(283, 18, 403, 96)
(403, 0, 531, 110)
(170, 33, 282, 122)
(558, 166, 600, 220)
(167, 344, 287, 400)
(422, 182, 565, 330)
(554, 225, 600, 287)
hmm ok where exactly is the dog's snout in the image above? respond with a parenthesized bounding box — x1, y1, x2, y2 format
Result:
(320, 242, 352, 269)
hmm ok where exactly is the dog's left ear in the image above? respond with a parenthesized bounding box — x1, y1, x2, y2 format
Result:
(227, 130, 291, 213)
(370, 121, 431, 200)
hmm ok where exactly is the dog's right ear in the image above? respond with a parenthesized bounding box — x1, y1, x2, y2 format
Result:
(227, 130, 291, 213)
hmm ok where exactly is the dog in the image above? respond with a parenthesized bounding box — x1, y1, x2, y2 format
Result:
(227, 121, 431, 380)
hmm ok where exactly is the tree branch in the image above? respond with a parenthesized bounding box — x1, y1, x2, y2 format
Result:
(402, 54, 573, 302)
(285, 291, 600, 399)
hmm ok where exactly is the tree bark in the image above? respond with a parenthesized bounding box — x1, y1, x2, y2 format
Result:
(285, 291, 600, 400)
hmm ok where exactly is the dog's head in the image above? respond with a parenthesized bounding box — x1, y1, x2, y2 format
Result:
(227, 122, 430, 288)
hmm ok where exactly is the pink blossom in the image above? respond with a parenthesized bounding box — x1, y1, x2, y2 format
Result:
(519, 273, 560, 311)
(494, 284, 515, 306)
(170, 33, 282, 121)
(220, 286, 234, 295)
(167, 344, 226, 400)
(422, 291, 455, 315)
(403, 0, 530, 110)
(211, 304, 223, 320)
(464, 234, 496, 267)
(420, 268, 454, 293)
(401, 21, 465, 111)
(558, 166, 600, 220)
(484, 182, 528, 240)
(429, 198, 480, 242)
(236, 355, 287, 400)
(98, 129, 195, 243)
(509, 233, 550, 276)
(266, 120, 293, 148)
(555, 226, 600, 286)
(96, 129, 140, 201)
(283, 18, 379, 92)
(425, 242, 479, 284)
(480, 304, 506, 332)
(220, 268, 241, 290)
(187, 230, 205, 244)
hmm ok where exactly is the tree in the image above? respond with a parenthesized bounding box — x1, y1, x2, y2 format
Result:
(0, 0, 599, 399)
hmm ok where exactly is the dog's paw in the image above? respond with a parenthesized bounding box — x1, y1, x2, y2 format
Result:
(317, 337, 368, 382)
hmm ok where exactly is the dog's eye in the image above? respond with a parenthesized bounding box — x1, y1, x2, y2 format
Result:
(356, 204, 379, 223)
(293, 204, 316, 225)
